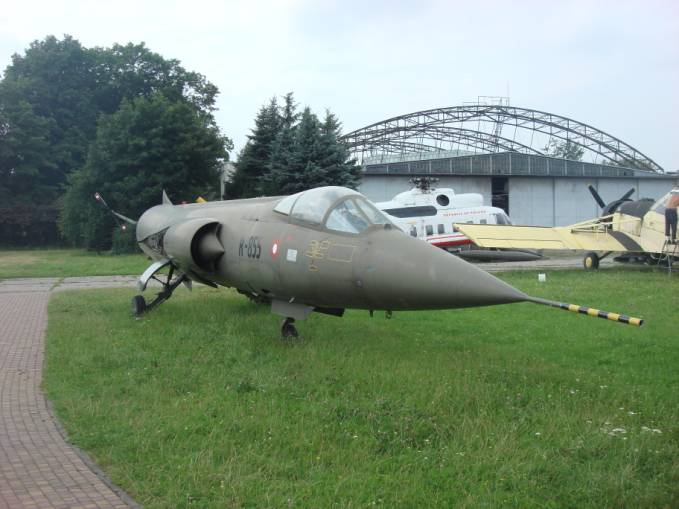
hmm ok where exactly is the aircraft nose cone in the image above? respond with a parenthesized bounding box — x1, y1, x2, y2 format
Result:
(360, 229, 527, 310)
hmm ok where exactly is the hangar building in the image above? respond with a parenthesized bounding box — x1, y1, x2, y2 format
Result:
(342, 102, 677, 226)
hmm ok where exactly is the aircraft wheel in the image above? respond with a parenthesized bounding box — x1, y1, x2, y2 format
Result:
(583, 252, 600, 270)
(132, 295, 147, 316)
(646, 253, 663, 265)
(280, 318, 299, 338)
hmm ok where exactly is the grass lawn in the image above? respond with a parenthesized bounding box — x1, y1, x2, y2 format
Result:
(0, 249, 148, 279)
(44, 269, 678, 508)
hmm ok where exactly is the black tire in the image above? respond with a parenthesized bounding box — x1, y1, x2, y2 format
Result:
(583, 251, 600, 270)
(280, 318, 299, 338)
(132, 295, 146, 316)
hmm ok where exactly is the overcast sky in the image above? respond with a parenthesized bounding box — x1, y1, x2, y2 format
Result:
(1, 0, 678, 170)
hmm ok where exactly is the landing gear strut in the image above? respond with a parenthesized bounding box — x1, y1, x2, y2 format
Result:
(280, 317, 298, 338)
(583, 251, 610, 270)
(132, 265, 187, 316)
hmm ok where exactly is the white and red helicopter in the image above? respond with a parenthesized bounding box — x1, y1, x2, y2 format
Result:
(375, 178, 541, 262)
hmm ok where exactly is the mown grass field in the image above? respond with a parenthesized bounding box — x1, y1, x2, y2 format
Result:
(0, 249, 148, 279)
(44, 269, 678, 508)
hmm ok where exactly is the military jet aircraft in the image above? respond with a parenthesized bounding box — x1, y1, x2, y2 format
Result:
(455, 186, 679, 270)
(96, 186, 643, 337)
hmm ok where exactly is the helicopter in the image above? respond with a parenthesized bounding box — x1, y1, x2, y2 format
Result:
(375, 177, 541, 262)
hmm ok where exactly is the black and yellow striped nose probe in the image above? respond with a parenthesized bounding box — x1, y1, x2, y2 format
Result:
(527, 297, 644, 327)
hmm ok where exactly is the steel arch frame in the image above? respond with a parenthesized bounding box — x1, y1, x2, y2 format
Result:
(342, 105, 663, 172)
(354, 125, 544, 156)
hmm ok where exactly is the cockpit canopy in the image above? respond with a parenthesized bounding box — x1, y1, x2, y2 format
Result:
(274, 186, 392, 234)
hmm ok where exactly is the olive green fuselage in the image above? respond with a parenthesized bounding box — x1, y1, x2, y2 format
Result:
(136, 196, 526, 313)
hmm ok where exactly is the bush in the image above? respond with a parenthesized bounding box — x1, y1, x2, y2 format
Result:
(0, 204, 64, 247)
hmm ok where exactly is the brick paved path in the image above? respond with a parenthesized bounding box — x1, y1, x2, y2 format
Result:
(0, 288, 137, 508)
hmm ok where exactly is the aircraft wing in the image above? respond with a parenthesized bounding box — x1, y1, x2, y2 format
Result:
(454, 221, 639, 252)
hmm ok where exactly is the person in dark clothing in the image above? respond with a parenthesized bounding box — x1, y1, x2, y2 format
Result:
(665, 188, 679, 243)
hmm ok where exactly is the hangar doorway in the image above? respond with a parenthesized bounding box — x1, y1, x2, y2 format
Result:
(491, 176, 509, 214)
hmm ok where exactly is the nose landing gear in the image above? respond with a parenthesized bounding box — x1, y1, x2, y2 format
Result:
(280, 317, 298, 338)
(132, 265, 187, 316)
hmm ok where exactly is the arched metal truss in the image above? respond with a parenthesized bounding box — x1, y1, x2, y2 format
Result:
(341, 105, 663, 173)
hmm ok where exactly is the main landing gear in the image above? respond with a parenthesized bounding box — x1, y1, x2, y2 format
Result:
(280, 317, 298, 338)
(132, 265, 187, 316)
(583, 251, 600, 270)
(583, 251, 611, 270)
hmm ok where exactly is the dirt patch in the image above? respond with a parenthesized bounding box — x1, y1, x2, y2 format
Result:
(0, 254, 39, 267)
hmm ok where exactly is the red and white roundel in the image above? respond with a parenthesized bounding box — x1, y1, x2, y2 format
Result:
(271, 240, 280, 259)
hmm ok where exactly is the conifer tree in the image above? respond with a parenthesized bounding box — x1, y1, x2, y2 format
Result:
(233, 93, 363, 197)
(319, 110, 362, 189)
(224, 98, 281, 198)
(262, 93, 298, 195)
(295, 107, 325, 189)
(267, 107, 320, 194)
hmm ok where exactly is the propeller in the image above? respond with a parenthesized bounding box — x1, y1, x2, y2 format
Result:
(587, 186, 635, 216)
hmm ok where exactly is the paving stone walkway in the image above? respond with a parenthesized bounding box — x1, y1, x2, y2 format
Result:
(0, 281, 139, 508)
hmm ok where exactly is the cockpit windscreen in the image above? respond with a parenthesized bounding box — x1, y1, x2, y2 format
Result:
(274, 186, 392, 234)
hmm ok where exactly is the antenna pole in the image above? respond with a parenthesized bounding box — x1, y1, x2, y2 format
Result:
(526, 296, 643, 327)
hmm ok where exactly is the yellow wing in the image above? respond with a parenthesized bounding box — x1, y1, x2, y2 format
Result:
(455, 217, 639, 252)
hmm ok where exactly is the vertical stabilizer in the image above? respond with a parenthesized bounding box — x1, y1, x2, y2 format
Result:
(162, 190, 172, 205)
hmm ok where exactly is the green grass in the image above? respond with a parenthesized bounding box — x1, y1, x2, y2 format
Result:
(44, 269, 678, 508)
(0, 249, 148, 279)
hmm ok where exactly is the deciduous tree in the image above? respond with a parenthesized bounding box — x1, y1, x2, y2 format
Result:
(60, 94, 228, 250)
(544, 138, 584, 161)
(0, 35, 229, 247)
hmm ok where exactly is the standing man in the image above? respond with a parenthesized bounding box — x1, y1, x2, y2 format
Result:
(666, 188, 679, 244)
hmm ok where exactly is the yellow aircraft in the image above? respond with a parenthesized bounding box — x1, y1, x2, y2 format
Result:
(455, 187, 679, 269)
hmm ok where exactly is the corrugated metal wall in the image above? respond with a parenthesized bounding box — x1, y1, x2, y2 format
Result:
(360, 175, 678, 227)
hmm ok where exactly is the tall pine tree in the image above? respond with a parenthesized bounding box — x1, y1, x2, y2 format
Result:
(233, 93, 362, 197)
(224, 97, 281, 198)
(293, 107, 325, 191)
(319, 110, 361, 190)
(263, 93, 299, 195)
